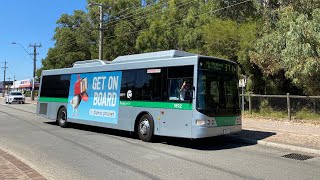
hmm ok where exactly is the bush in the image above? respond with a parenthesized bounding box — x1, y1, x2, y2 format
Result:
(24, 91, 31, 97)
(259, 99, 272, 113)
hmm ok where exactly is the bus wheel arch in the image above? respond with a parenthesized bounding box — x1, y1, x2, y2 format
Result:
(135, 112, 154, 142)
(57, 106, 68, 128)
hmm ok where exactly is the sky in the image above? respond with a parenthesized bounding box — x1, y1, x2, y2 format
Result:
(0, 0, 87, 81)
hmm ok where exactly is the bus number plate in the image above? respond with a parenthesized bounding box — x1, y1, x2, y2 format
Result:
(223, 129, 231, 134)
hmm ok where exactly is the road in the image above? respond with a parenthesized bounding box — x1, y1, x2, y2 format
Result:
(0, 101, 319, 180)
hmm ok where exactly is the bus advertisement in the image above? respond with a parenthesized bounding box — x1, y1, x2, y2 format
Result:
(67, 71, 122, 124)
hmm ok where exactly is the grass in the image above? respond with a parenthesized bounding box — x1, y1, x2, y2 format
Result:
(243, 99, 320, 122)
(294, 109, 320, 120)
(243, 109, 320, 122)
(243, 110, 288, 119)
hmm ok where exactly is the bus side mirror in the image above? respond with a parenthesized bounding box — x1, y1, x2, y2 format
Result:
(192, 86, 195, 100)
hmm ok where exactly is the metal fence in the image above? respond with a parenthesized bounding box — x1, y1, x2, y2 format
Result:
(240, 93, 320, 120)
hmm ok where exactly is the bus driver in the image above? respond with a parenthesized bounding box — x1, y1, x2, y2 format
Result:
(180, 80, 192, 101)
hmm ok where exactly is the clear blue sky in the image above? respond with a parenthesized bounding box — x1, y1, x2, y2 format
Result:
(0, 0, 87, 81)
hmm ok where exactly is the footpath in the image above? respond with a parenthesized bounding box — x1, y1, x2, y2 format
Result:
(0, 148, 45, 180)
(234, 117, 320, 155)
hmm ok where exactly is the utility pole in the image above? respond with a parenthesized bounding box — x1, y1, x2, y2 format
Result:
(29, 43, 42, 101)
(88, 2, 105, 60)
(1, 61, 8, 96)
(99, 5, 104, 60)
(14, 75, 16, 91)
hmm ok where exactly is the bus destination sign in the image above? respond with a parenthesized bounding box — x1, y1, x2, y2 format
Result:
(199, 58, 237, 74)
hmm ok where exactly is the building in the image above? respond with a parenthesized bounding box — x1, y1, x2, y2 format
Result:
(10, 79, 39, 92)
(1, 81, 13, 95)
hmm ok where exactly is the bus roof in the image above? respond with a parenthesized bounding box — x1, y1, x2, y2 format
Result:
(112, 50, 195, 64)
(41, 50, 235, 76)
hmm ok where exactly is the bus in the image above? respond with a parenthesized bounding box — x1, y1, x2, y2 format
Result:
(37, 50, 241, 142)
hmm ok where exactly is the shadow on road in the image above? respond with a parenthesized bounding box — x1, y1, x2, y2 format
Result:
(44, 121, 276, 151)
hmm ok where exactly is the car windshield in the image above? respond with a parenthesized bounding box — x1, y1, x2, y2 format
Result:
(11, 92, 22, 96)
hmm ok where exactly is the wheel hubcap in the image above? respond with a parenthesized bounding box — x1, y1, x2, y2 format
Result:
(60, 111, 66, 124)
(139, 119, 150, 135)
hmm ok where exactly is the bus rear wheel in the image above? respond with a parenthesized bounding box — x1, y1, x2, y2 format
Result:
(57, 107, 68, 128)
(138, 114, 154, 142)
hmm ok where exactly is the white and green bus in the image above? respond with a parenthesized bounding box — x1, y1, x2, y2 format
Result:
(37, 50, 241, 141)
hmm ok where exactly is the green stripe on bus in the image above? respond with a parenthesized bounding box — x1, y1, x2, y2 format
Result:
(120, 100, 192, 110)
(215, 116, 237, 126)
(39, 97, 68, 103)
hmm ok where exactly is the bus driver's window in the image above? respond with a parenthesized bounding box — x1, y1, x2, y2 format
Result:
(168, 79, 193, 101)
(167, 65, 194, 101)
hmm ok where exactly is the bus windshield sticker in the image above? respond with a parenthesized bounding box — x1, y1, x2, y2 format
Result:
(147, 69, 161, 73)
(67, 71, 122, 124)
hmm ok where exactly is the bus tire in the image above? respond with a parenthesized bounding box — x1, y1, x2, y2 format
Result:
(57, 107, 68, 128)
(137, 114, 154, 142)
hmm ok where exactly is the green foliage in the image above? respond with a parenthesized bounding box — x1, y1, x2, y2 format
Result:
(259, 99, 273, 113)
(250, 5, 320, 95)
(294, 108, 320, 120)
(38, 0, 320, 96)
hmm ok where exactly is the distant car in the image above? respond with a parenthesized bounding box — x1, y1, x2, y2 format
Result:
(5, 92, 25, 104)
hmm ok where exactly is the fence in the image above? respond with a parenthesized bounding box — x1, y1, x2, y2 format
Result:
(240, 93, 320, 120)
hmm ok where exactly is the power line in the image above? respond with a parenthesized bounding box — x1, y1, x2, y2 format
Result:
(105, 0, 252, 41)
(42, 0, 252, 62)
(107, 0, 196, 29)
(39, 1, 189, 55)
(41, 0, 197, 53)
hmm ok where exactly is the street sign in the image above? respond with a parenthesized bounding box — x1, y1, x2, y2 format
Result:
(239, 78, 246, 87)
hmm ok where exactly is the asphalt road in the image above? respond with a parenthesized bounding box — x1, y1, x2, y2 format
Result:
(0, 101, 319, 180)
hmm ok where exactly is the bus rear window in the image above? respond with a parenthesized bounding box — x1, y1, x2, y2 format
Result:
(40, 75, 71, 98)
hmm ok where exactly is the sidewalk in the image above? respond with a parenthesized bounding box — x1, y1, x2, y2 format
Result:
(0, 148, 45, 180)
(25, 97, 38, 104)
(234, 118, 320, 155)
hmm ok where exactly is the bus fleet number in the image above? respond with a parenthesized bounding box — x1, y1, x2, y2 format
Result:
(174, 104, 182, 109)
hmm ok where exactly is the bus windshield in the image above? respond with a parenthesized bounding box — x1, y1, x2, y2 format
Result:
(197, 59, 240, 116)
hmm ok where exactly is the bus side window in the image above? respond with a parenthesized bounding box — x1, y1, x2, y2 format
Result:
(120, 70, 136, 100)
(167, 66, 194, 101)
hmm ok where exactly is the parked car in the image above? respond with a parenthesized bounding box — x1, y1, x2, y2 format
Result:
(5, 92, 25, 104)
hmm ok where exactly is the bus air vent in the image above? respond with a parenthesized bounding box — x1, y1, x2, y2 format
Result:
(39, 103, 48, 115)
(73, 59, 111, 68)
(113, 50, 196, 63)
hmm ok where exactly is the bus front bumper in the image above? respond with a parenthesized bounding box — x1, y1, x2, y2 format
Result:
(191, 125, 242, 139)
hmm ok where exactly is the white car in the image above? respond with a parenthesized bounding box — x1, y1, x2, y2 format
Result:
(5, 92, 25, 104)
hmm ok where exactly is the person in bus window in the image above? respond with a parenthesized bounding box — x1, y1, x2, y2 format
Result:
(180, 80, 191, 101)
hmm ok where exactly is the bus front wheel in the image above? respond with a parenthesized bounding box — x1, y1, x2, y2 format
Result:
(138, 114, 154, 142)
(57, 107, 68, 128)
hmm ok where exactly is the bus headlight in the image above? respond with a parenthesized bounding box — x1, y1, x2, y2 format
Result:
(196, 120, 206, 125)
(211, 118, 216, 126)
(236, 117, 242, 125)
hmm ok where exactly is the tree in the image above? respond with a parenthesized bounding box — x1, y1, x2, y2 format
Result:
(40, 10, 93, 72)
(250, 6, 320, 95)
